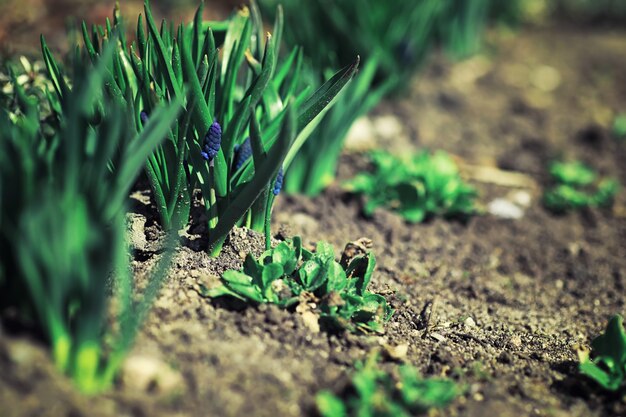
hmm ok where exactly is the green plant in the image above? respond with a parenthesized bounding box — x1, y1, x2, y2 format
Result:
(543, 161, 619, 213)
(579, 315, 626, 391)
(42, 0, 357, 254)
(316, 353, 459, 417)
(436, 0, 490, 58)
(261, 0, 441, 196)
(613, 114, 626, 139)
(0, 45, 178, 394)
(205, 238, 393, 333)
(344, 150, 477, 223)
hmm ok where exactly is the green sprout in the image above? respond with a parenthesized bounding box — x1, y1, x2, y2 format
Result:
(579, 315, 626, 392)
(41, 0, 357, 254)
(204, 238, 393, 334)
(543, 161, 619, 213)
(344, 150, 477, 223)
(317, 353, 459, 417)
(0, 45, 177, 394)
(613, 114, 626, 140)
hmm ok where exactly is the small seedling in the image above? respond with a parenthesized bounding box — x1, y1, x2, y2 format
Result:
(316, 353, 459, 417)
(344, 150, 477, 223)
(613, 114, 626, 140)
(579, 315, 626, 391)
(205, 238, 393, 333)
(543, 161, 619, 213)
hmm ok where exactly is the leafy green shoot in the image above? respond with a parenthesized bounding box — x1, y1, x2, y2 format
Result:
(344, 150, 477, 223)
(543, 161, 619, 213)
(613, 114, 626, 140)
(0, 43, 178, 394)
(317, 353, 459, 417)
(204, 238, 393, 334)
(579, 315, 626, 392)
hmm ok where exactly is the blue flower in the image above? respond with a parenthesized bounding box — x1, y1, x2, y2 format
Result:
(273, 168, 284, 196)
(140, 110, 149, 125)
(234, 137, 252, 170)
(201, 121, 222, 162)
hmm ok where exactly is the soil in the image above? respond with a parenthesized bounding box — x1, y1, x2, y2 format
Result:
(2, 25, 626, 417)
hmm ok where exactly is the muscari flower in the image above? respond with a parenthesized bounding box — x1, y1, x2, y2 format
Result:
(273, 167, 284, 196)
(140, 110, 149, 125)
(234, 137, 252, 170)
(201, 121, 222, 162)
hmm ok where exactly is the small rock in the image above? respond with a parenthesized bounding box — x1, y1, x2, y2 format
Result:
(373, 115, 404, 140)
(383, 343, 409, 361)
(487, 198, 525, 219)
(121, 354, 185, 395)
(530, 65, 561, 92)
(509, 190, 532, 208)
(430, 332, 446, 342)
(464, 317, 477, 328)
(344, 117, 376, 151)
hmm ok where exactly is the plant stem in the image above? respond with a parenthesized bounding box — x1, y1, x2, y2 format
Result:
(264, 191, 275, 250)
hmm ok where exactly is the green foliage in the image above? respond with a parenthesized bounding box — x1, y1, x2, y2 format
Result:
(41, 0, 357, 254)
(317, 354, 459, 417)
(543, 161, 619, 213)
(579, 315, 626, 391)
(613, 114, 626, 139)
(0, 46, 177, 394)
(205, 238, 393, 333)
(344, 150, 477, 223)
(261, 0, 492, 196)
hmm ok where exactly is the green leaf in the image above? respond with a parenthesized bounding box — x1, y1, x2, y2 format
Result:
(316, 391, 347, 417)
(261, 263, 284, 289)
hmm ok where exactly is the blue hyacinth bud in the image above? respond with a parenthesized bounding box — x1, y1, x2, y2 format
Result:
(234, 137, 252, 170)
(201, 121, 222, 162)
(272, 167, 284, 196)
(140, 110, 149, 125)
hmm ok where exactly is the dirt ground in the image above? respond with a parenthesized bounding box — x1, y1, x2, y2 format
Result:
(2, 24, 626, 417)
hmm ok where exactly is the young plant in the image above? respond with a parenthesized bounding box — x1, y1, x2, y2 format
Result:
(344, 150, 477, 223)
(579, 315, 626, 391)
(205, 238, 393, 334)
(613, 114, 626, 140)
(543, 161, 619, 213)
(316, 353, 459, 417)
(0, 45, 178, 394)
(42, 1, 357, 253)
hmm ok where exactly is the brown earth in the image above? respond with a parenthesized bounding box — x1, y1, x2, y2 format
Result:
(2, 25, 626, 417)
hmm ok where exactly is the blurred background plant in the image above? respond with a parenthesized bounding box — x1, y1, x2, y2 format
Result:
(543, 161, 620, 213)
(0, 44, 178, 393)
(316, 352, 459, 417)
(258, 0, 498, 196)
(344, 151, 477, 223)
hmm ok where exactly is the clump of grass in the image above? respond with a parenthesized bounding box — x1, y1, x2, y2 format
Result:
(260, 0, 493, 196)
(0, 44, 177, 394)
(543, 161, 619, 213)
(344, 150, 477, 223)
(317, 353, 459, 417)
(204, 237, 393, 334)
(42, 0, 357, 254)
(579, 315, 626, 391)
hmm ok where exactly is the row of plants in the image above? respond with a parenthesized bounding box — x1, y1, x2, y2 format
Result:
(2, 0, 623, 410)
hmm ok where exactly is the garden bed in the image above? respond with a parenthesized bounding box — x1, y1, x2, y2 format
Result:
(1, 24, 626, 417)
